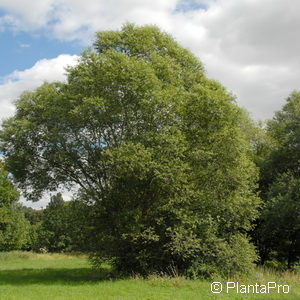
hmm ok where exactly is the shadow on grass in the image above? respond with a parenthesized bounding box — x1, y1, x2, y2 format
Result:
(0, 268, 112, 285)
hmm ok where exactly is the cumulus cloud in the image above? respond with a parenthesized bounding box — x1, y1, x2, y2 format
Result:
(0, 0, 300, 120)
(0, 54, 79, 121)
(0, 0, 54, 30)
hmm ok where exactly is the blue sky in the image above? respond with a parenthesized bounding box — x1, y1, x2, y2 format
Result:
(0, 29, 82, 77)
(175, 0, 206, 12)
(0, 0, 299, 207)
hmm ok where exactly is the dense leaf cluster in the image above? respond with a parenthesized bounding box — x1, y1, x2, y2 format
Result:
(255, 92, 300, 268)
(0, 162, 29, 251)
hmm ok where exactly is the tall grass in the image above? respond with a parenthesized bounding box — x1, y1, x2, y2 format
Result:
(0, 251, 86, 261)
(251, 265, 300, 284)
(0, 251, 36, 261)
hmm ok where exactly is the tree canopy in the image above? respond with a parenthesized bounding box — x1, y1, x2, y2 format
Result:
(255, 91, 300, 268)
(0, 24, 260, 277)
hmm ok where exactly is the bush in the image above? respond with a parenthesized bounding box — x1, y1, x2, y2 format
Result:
(0, 205, 30, 251)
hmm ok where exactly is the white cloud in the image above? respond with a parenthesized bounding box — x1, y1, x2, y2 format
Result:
(0, 54, 79, 121)
(0, 0, 300, 120)
(0, 0, 54, 30)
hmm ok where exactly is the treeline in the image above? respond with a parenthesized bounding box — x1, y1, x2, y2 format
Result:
(253, 91, 300, 269)
(22, 193, 90, 253)
(0, 179, 89, 253)
(0, 24, 299, 279)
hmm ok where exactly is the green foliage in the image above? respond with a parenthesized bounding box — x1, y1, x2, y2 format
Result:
(0, 162, 19, 206)
(0, 205, 30, 251)
(38, 193, 72, 252)
(22, 206, 43, 225)
(28, 193, 92, 252)
(263, 91, 300, 184)
(255, 91, 300, 268)
(260, 172, 300, 268)
(186, 233, 257, 279)
(0, 24, 260, 278)
(0, 162, 29, 251)
(67, 198, 94, 252)
(20, 206, 44, 251)
(33, 193, 90, 252)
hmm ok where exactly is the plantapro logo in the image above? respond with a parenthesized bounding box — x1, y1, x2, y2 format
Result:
(211, 281, 290, 294)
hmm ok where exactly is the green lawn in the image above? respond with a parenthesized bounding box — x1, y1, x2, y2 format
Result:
(0, 252, 299, 299)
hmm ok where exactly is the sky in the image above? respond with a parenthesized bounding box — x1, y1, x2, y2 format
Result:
(1, 0, 299, 208)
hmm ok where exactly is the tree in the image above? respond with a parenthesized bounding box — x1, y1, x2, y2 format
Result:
(35, 193, 71, 252)
(256, 92, 300, 268)
(37, 193, 73, 252)
(0, 162, 29, 251)
(22, 206, 43, 225)
(35, 193, 91, 252)
(260, 172, 300, 268)
(260, 91, 300, 187)
(0, 24, 259, 277)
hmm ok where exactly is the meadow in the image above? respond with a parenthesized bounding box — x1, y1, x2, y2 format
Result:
(0, 252, 299, 300)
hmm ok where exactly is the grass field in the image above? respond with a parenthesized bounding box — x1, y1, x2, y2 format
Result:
(0, 252, 299, 299)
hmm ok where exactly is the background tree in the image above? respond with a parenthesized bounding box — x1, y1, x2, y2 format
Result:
(0, 24, 260, 278)
(260, 172, 300, 268)
(255, 91, 300, 268)
(67, 197, 94, 252)
(32, 193, 92, 252)
(261, 91, 300, 185)
(0, 162, 29, 251)
(35, 193, 71, 252)
(22, 206, 43, 225)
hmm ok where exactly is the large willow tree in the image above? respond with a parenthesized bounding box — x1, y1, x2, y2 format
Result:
(0, 24, 259, 278)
